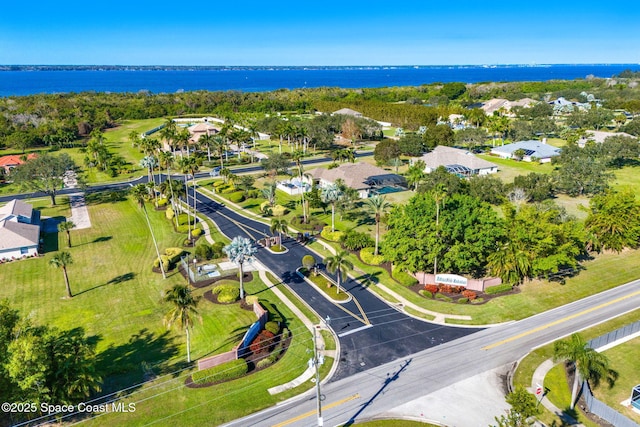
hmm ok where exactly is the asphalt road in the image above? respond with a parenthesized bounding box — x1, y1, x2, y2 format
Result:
(193, 191, 480, 381)
(225, 279, 640, 427)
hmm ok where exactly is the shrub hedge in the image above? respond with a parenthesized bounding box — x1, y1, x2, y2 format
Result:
(264, 321, 280, 335)
(418, 290, 432, 298)
(191, 359, 248, 385)
(320, 226, 345, 242)
(191, 227, 203, 237)
(392, 267, 418, 287)
(166, 207, 175, 220)
(485, 283, 513, 295)
(340, 230, 374, 251)
(228, 191, 245, 203)
(458, 297, 469, 304)
(213, 284, 240, 303)
(359, 247, 385, 265)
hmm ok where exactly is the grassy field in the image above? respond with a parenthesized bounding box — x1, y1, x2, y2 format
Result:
(0, 194, 317, 425)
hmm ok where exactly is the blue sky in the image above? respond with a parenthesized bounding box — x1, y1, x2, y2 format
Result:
(1, 1, 639, 65)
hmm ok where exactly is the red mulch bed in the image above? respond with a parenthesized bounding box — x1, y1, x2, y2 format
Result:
(407, 282, 520, 305)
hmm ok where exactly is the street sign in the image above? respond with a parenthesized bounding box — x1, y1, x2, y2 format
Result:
(535, 384, 543, 396)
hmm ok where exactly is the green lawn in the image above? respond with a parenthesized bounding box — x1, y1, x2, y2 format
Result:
(0, 194, 317, 425)
(477, 154, 554, 183)
(595, 338, 640, 423)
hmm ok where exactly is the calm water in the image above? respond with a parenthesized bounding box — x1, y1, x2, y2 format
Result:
(1, 64, 639, 97)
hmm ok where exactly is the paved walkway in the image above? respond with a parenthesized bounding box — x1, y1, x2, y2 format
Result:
(68, 192, 91, 229)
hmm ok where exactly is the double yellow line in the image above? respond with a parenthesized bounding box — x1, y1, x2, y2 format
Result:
(273, 394, 361, 427)
(482, 290, 640, 350)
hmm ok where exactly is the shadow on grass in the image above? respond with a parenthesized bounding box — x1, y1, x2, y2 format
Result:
(96, 328, 180, 396)
(41, 231, 59, 253)
(352, 271, 381, 289)
(93, 236, 112, 243)
(85, 189, 128, 205)
(200, 326, 250, 358)
(75, 272, 135, 296)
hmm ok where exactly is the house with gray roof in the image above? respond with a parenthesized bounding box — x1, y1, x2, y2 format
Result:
(415, 146, 498, 177)
(0, 199, 41, 260)
(304, 162, 406, 198)
(490, 140, 561, 163)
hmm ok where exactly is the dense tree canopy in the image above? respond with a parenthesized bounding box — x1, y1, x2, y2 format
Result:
(11, 152, 77, 205)
(383, 193, 504, 277)
(585, 189, 640, 252)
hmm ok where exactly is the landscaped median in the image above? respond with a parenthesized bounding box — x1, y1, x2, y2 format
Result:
(296, 267, 350, 302)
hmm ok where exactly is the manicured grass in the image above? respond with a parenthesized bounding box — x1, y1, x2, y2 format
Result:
(303, 270, 350, 302)
(0, 194, 315, 426)
(544, 363, 572, 411)
(478, 154, 554, 183)
(595, 338, 640, 423)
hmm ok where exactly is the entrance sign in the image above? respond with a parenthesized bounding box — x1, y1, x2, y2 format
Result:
(435, 274, 468, 286)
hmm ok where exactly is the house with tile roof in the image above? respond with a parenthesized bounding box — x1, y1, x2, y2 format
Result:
(0, 153, 37, 174)
(0, 199, 41, 260)
(304, 162, 406, 198)
(415, 146, 498, 177)
(490, 140, 561, 163)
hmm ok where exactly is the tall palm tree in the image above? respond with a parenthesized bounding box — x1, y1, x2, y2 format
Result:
(49, 251, 74, 298)
(57, 220, 76, 248)
(365, 195, 391, 256)
(177, 156, 200, 241)
(324, 250, 353, 294)
(198, 133, 215, 163)
(554, 333, 618, 409)
(270, 218, 288, 246)
(163, 283, 202, 363)
(223, 236, 257, 301)
(213, 135, 227, 170)
(161, 119, 177, 155)
(176, 128, 191, 158)
(130, 183, 166, 279)
(321, 184, 342, 232)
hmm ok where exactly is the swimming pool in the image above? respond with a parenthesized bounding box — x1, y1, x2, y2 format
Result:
(370, 186, 404, 196)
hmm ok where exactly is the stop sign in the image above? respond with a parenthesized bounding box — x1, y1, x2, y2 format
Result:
(536, 386, 543, 395)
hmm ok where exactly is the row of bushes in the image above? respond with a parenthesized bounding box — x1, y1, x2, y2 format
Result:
(485, 283, 514, 295)
(194, 242, 226, 260)
(340, 230, 374, 251)
(249, 330, 276, 354)
(320, 226, 344, 242)
(191, 358, 248, 385)
(153, 247, 187, 272)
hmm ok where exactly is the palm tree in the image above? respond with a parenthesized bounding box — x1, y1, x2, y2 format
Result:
(223, 236, 257, 301)
(487, 240, 532, 285)
(57, 220, 76, 248)
(213, 135, 227, 169)
(554, 333, 618, 409)
(270, 218, 288, 246)
(406, 161, 426, 191)
(199, 133, 215, 163)
(321, 184, 342, 232)
(262, 181, 278, 207)
(365, 195, 391, 256)
(177, 156, 200, 241)
(161, 119, 177, 155)
(163, 283, 202, 363)
(324, 250, 353, 294)
(49, 251, 74, 298)
(130, 183, 166, 279)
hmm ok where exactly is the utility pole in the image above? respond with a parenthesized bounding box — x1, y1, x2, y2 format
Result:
(312, 316, 331, 427)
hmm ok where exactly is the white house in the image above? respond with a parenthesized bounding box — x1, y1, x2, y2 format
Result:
(415, 146, 498, 177)
(0, 200, 41, 260)
(578, 130, 637, 147)
(490, 140, 561, 163)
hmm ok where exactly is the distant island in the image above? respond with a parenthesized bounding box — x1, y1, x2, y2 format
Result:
(2, 64, 639, 72)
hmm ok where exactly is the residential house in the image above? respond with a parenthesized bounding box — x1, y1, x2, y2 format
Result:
(481, 98, 537, 116)
(578, 130, 637, 147)
(0, 153, 37, 175)
(304, 162, 406, 199)
(490, 139, 561, 163)
(187, 122, 219, 144)
(415, 146, 498, 177)
(0, 199, 41, 260)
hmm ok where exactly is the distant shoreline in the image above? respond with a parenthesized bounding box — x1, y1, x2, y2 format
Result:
(2, 64, 639, 72)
